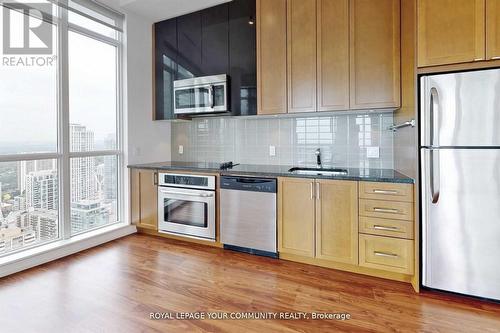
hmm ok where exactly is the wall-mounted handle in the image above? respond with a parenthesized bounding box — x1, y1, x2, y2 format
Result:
(373, 207, 399, 214)
(388, 119, 415, 132)
(374, 251, 398, 258)
(373, 189, 398, 195)
(373, 225, 399, 231)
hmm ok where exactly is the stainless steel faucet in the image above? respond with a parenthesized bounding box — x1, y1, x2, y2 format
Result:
(315, 148, 322, 169)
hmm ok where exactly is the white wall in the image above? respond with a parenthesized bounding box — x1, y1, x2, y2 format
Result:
(124, 12, 171, 165)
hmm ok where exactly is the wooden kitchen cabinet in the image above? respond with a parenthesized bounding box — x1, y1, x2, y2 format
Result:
(317, 0, 350, 111)
(417, 0, 486, 67)
(487, 0, 500, 60)
(350, 0, 401, 109)
(287, 0, 317, 113)
(256, 0, 287, 115)
(315, 180, 358, 265)
(278, 178, 315, 257)
(131, 169, 158, 231)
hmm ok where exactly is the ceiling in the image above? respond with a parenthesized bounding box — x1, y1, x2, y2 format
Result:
(99, 0, 232, 22)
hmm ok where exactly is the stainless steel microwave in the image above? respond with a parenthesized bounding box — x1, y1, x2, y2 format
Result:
(173, 74, 229, 115)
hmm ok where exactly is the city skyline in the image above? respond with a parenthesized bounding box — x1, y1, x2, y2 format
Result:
(0, 124, 117, 255)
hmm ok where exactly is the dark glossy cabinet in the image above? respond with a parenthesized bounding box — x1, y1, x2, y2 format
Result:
(202, 5, 229, 76)
(229, 0, 257, 115)
(154, 19, 177, 120)
(177, 12, 203, 76)
(154, 0, 256, 120)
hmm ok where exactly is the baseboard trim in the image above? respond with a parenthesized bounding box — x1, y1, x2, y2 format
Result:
(0, 224, 137, 278)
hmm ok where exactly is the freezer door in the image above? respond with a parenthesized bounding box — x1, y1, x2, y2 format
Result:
(421, 69, 500, 147)
(422, 148, 500, 300)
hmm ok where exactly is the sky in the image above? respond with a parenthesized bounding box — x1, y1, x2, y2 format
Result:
(0, 4, 118, 153)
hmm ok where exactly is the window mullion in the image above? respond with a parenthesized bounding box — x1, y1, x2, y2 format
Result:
(58, 7, 71, 241)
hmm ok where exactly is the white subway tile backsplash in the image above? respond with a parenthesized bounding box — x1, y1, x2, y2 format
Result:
(171, 112, 394, 168)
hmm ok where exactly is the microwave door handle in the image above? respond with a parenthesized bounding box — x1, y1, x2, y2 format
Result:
(208, 85, 214, 109)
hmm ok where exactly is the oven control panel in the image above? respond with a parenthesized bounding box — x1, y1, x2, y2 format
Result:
(158, 173, 216, 190)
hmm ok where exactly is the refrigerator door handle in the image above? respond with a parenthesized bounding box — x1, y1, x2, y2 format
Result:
(430, 149, 440, 204)
(430, 87, 439, 147)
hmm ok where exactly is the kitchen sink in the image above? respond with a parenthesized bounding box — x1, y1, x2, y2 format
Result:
(288, 167, 348, 176)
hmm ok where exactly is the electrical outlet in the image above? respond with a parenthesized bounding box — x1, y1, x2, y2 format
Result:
(178, 145, 184, 155)
(269, 145, 276, 156)
(367, 146, 380, 159)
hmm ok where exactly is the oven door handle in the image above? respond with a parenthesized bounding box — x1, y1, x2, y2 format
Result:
(159, 189, 214, 198)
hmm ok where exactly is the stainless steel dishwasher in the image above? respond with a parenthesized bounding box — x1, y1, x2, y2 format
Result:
(220, 176, 277, 258)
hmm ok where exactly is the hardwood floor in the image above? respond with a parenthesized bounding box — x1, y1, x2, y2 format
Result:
(1, 234, 499, 333)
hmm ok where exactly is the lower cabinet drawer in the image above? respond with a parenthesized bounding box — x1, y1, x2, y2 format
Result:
(359, 199, 413, 221)
(359, 216, 414, 239)
(359, 234, 414, 274)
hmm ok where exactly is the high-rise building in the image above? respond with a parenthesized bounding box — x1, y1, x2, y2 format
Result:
(26, 170, 58, 210)
(17, 160, 56, 193)
(29, 210, 58, 242)
(70, 124, 97, 202)
(71, 200, 111, 234)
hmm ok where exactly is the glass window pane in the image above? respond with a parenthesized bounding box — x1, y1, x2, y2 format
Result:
(68, 12, 117, 39)
(69, 31, 117, 151)
(68, 0, 118, 40)
(0, 7, 58, 155)
(0, 159, 59, 256)
(70, 155, 117, 235)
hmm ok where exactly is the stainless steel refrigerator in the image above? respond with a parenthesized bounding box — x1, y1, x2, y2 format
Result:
(421, 68, 500, 301)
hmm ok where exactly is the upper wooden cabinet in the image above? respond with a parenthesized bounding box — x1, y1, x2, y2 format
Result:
(257, 0, 287, 115)
(278, 178, 315, 257)
(350, 0, 401, 109)
(417, 0, 486, 67)
(316, 180, 358, 265)
(287, 0, 317, 113)
(486, 0, 500, 60)
(317, 0, 350, 111)
(131, 169, 158, 231)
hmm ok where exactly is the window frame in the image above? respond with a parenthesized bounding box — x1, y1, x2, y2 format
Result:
(0, 1, 124, 254)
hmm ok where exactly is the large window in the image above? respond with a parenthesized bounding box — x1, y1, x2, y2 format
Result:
(0, 1, 123, 255)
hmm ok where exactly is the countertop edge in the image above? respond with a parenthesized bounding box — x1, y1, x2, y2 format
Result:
(127, 164, 415, 184)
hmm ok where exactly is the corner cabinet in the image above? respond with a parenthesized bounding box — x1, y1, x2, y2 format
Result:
(131, 169, 158, 231)
(278, 178, 358, 265)
(349, 0, 401, 109)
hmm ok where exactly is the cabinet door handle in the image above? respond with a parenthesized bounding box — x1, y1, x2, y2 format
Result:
(373, 207, 399, 214)
(373, 225, 399, 231)
(310, 182, 314, 200)
(374, 251, 398, 258)
(373, 189, 398, 195)
(316, 182, 320, 200)
(153, 172, 158, 186)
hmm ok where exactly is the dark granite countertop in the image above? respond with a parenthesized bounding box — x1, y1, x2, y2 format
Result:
(128, 161, 414, 184)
